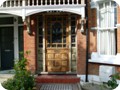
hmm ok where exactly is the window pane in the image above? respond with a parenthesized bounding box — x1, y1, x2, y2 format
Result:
(0, 17, 13, 24)
(52, 22, 62, 43)
(18, 17, 23, 24)
(18, 26, 24, 59)
(99, 3, 103, 10)
(98, 1, 116, 55)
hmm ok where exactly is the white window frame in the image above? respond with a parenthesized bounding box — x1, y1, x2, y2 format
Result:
(89, 0, 120, 65)
(96, 0, 117, 55)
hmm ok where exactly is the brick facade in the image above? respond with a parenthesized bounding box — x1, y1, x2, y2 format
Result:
(117, 7, 120, 53)
(77, 20, 86, 74)
(23, 0, 120, 75)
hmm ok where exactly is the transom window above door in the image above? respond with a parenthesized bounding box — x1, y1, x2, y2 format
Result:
(46, 16, 68, 48)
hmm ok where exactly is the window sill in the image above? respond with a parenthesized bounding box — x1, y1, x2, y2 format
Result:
(89, 52, 120, 65)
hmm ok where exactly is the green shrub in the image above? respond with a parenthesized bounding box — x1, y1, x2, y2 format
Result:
(2, 51, 34, 90)
(107, 74, 118, 89)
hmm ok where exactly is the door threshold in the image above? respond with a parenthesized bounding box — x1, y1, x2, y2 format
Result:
(0, 69, 15, 74)
(38, 72, 77, 75)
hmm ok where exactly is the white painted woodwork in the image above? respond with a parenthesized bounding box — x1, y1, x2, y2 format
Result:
(0, 0, 85, 20)
(43, 15, 46, 72)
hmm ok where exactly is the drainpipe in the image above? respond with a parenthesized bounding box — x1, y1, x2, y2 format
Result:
(85, 0, 89, 82)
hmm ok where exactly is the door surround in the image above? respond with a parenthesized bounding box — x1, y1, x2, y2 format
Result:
(45, 15, 70, 72)
(0, 14, 23, 69)
(37, 13, 77, 73)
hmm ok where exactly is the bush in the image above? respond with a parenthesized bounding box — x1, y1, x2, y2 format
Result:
(2, 51, 34, 90)
(107, 76, 118, 89)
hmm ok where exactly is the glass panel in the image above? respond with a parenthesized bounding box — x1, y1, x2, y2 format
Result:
(71, 36, 75, 43)
(71, 16, 75, 20)
(52, 22, 62, 43)
(47, 36, 50, 43)
(57, 17, 62, 21)
(71, 27, 75, 34)
(63, 20, 66, 26)
(72, 44, 75, 47)
(39, 44, 43, 48)
(52, 17, 56, 21)
(63, 44, 66, 47)
(47, 28, 51, 34)
(47, 44, 51, 47)
(71, 21, 76, 26)
(52, 44, 56, 47)
(63, 27, 66, 35)
(18, 17, 23, 24)
(57, 44, 62, 47)
(99, 3, 103, 10)
(39, 36, 43, 43)
(39, 28, 43, 35)
(18, 26, 24, 59)
(39, 22, 43, 27)
(46, 16, 67, 48)
(111, 1, 117, 7)
(63, 36, 66, 43)
(0, 17, 14, 25)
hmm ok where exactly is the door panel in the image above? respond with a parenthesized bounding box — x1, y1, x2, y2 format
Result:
(0, 27, 14, 70)
(45, 15, 69, 72)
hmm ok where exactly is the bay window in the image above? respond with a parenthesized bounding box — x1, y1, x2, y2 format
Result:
(97, 1, 117, 55)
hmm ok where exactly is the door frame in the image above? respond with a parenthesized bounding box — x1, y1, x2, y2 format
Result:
(0, 14, 23, 69)
(45, 15, 70, 72)
(43, 14, 72, 72)
(37, 13, 78, 73)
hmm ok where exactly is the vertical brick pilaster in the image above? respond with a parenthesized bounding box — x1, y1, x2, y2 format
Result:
(117, 7, 120, 53)
(77, 16, 86, 74)
(24, 15, 37, 73)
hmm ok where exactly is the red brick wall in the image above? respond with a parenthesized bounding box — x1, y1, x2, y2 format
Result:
(117, 6, 120, 53)
(24, 15, 37, 73)
(77, 16, 86, 74)
(77, 0, 97, 74)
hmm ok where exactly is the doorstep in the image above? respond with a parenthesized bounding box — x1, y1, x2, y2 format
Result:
(36, 74, 80, 83)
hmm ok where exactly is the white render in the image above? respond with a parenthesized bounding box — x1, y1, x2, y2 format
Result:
(99, 65, 116, 82)
(89, 52, 120, 65)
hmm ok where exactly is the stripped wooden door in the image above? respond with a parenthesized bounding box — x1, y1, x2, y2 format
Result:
(45, 15, 69, 72)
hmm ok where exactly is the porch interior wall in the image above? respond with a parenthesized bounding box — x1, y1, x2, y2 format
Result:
(24, 15, 37, 73)
(77, 16, 87, 74)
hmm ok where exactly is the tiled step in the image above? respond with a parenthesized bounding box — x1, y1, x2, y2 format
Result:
(37, 83, 82, 90)
(36, 75, 80, 83)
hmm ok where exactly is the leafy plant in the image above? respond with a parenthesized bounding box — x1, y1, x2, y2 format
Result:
(112, 73, 120, 80)
(2, 51, 34, 90)
(107, 74, 118, 89)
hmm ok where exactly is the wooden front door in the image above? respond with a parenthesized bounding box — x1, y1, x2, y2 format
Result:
(45, 15, 69, 72)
